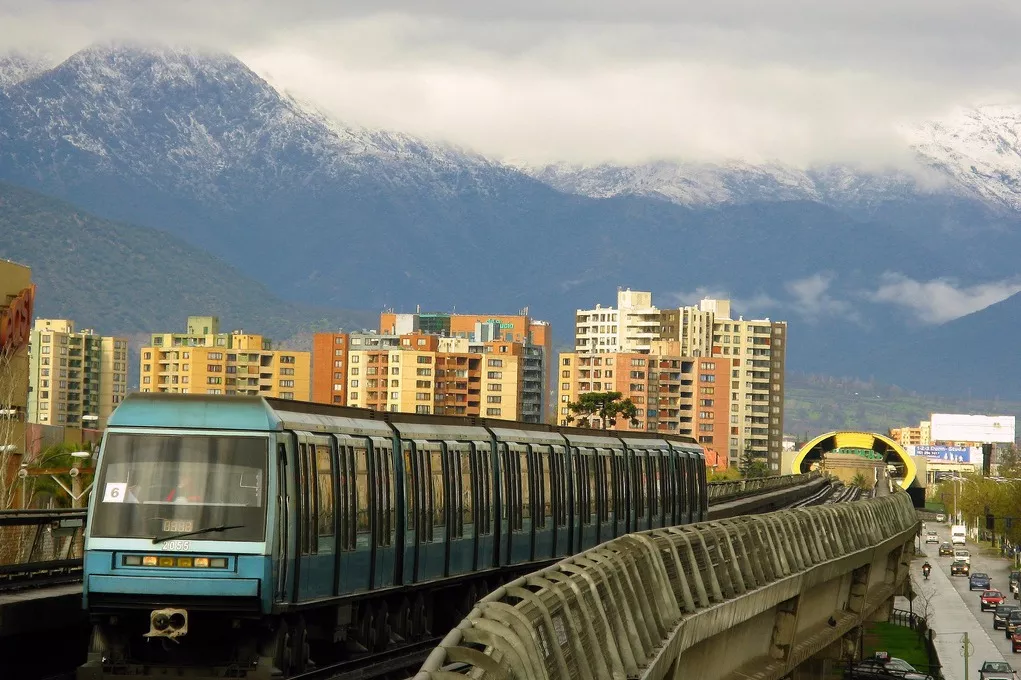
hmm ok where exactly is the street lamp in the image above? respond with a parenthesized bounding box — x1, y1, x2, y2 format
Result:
(19, 450, 95, 508)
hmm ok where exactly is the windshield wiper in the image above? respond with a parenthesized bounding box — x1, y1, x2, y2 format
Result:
(152, 524, 245, 544)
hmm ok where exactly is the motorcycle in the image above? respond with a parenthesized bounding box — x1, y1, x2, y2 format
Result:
(922, 565, 931, 581)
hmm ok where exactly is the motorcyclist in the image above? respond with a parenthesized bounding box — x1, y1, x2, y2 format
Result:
(922, 561, 932, 580)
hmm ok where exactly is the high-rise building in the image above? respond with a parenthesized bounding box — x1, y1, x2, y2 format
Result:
(557, 350, 731, 447)
(312, 322, 546, 422)
(27, 319, 128, 429)
(571, 291, 787, 472)
(574, 289, 661, 354)
(0, 260, 34, 496)
(139, 316, 310, 400)
(379, 310, 551, 421)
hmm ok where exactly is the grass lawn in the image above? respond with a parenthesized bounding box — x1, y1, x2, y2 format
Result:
(862, 622, 931, 671)
(924, 501, 946, 513)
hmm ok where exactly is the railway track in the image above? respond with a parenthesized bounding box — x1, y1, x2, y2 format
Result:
(0, 559, 83, 593)
(292, 638, 445, 680)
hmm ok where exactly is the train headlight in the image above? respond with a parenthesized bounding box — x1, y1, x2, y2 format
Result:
(210, 558, 228, 568)
(193, 557, 209, 568)
(142, 556, 158, 566)
(122, 555, 142, 566)
(177, 557, 193, 568)
(158, 557, 175, 568)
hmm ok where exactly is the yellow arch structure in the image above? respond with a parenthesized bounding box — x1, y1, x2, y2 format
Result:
(792, 431, 916, 489)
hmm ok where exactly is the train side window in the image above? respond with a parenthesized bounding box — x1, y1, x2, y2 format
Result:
(686, 456, 697, 514)
(478, 445, 492, 535)
(634, 453, 646, 521)
(338, 444, 356, 551)
(460, 449, 473, 538)
(315, 444, 334, 538)
(538, 448, 550, 529)
(587, 453, 598, 526)
(519, 450, 530, 530)
(646, 454, 657, 518)
(554, 448, 568, 527)
(403, 443, 416, 544)
(377, 447, 394, 547)
(574, 452, 588, 525)
(355, 447, 370, 547)
(448, 447, 463, 539)
(602, 455, 613, 523)
(298, 442, 315, 554)
(430, 449, 445, 542)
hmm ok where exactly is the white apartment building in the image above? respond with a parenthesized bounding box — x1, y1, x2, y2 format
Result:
(575, 288, 661, 354)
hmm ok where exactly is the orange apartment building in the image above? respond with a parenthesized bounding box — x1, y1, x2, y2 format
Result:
(312, 327, 544, 422)
(557, 348, 731, 467)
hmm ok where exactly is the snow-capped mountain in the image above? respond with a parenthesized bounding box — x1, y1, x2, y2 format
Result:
(0, 53, 51, 89)
(521, 105, 1021, 213)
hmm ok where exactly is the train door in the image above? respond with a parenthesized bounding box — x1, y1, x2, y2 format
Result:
(473, 441, 495, 571)
(634, 449, 649, 532)
(417, 440, 447, 581)
(333, 435, 369, 594)
(596, 449, 613, 544)
(551, 444, 569, 558)
(664, 451, 678, 527)
(274, 439, 291, 602)
(532, 445, 555, 560)
(697, 455, 708, 520)
(686, 454, 699, 523)
(371, 437, 397, 589)
(574, 449, 598, 552)
(610, 449, 625, 539)
(294, 432, 336, 601)
(651, 449, 665, 529)
(400, 440, 418, 584)
(446, 441, 474, 576)
(498, 443, 530, 566)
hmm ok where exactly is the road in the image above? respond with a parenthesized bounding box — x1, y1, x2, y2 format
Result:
(912, 523, 1016, 679)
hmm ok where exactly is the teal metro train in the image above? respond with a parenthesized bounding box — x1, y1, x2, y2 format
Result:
(78, 393, 708, 678)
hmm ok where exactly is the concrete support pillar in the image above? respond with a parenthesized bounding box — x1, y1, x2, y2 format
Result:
(769, 595, 801, 661)
(790, 657, 832, 679)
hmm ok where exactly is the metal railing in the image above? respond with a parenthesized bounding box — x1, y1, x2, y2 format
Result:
(0, 509, 87, 591)
(707, 471, 823, 502)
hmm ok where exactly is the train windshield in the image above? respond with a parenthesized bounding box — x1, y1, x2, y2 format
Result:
(91, 433, 268, 542)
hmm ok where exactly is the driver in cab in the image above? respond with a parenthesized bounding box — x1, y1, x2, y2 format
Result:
(165, 474, 202, 504)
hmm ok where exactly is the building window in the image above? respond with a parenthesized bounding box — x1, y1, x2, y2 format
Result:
(700, 374, 715, 382)
(143, 351, 151, 360)
(416, 392, 429, 401)
(488, 383, 502, 391)
(489, 359, 504, 368)
(415, 405, 431, 414)
(487, 396, 502, 403)
(350, 380, 359, 388)
(280, 392, 295, 399)
(486, 408, 502, 416)
(279, 380, 295, 388)
(487, 371, 502, 379)
(417, 356, 431, 364)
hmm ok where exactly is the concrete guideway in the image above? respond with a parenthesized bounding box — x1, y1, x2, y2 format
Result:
(413, 491, 918, 680)
(912, 524, 1012, 680)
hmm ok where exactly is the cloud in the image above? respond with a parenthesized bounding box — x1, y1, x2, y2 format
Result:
(665, 287, 779, 319)
(784, 273, 854, 319)
(2, 1, 1021, 164)
(868, 273, 1021, 324)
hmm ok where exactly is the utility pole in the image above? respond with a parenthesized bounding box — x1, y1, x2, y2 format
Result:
(962, 632, 971, 680)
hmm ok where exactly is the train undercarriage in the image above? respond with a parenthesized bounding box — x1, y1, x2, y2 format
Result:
(76, 568, 525, 679)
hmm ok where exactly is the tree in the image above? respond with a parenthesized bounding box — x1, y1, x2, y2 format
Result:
(23, 442, 96, 509)
(998, 444, 1021, 479)
(566, 391, 639, 430)
(850, 472, 871, 491)
(739, 447, 769, 478)
(708, 467, 741, 482)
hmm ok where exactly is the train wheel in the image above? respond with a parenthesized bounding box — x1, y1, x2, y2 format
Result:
(391, 598, 411, 643)
(411, 593, 429, 640)
(370, 601, 389, 653)
(290, 617, 310, 674)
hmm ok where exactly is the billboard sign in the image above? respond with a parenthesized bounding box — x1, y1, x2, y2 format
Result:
(912, 445, 972, 463)
(931, 413, 1016, 444)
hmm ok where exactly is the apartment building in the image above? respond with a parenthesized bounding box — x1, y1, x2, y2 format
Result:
(574, 289, 661, 354)
(313, 324, 543, 422)
(27, 319, 128, 429)
(557, 350, 731, 445)
(572, 292, 788, 472)
(139, 316, 310, 400)
(380, 309, 551, 420)
(0, 260, 34, 484)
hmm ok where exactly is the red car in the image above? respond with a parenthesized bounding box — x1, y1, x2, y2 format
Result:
(984, 590, 1007, 611)
(1013, 628, 1021, 654)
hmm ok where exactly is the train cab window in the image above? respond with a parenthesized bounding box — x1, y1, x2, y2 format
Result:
(315, 444, 334, 538)
(355, 447, 370, 547)
(430, 449, 445, 542)
(519, 450, 531, 529)
(460, 449, 473, 538)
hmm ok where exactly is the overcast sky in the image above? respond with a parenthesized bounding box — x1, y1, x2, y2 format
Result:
(2, 1, 1021, 165)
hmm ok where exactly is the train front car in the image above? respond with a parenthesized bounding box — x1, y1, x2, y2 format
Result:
(78, 394, 281, 679)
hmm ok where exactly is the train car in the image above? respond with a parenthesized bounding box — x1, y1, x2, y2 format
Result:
(78, 394, 705, 679)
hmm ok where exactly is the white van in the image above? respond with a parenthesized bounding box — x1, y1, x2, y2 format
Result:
(951, 524, 967, 545)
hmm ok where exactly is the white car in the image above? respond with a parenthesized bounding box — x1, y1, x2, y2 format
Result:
(925, 531, 939, 544)
(936, 513, 946, 522)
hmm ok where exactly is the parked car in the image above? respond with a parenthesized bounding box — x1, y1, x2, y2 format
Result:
(983, 590, 1007, 611)
(936, 513, 946, 522)
(979, 660, 1017, 678)
(994, 605, 1020, 629)
(951, 560, 971, 576)
(1005, 610, 1021, 638)
(972, 572, 993, 590)
(938, 542, 955, 556)
(845, 652, 935, 679)
(925, 531, 939, 544)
